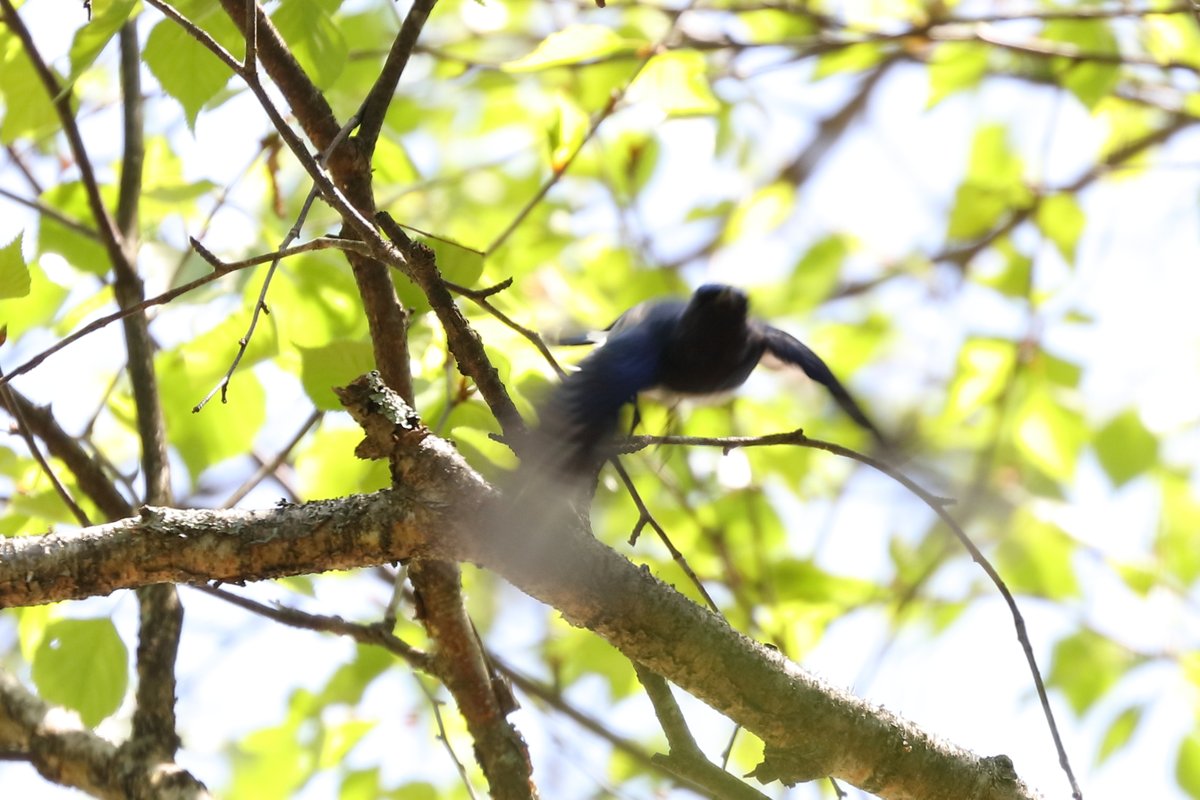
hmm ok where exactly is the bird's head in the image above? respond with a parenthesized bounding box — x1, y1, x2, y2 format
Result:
(686, 284, 749, 324)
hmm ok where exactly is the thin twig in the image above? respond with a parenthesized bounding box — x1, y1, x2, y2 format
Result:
(633, 662, 771, 800)
(0, 368, 92, 527)
(221, 409, 322, 508)
(193, 190, 324, 411)
(414, 676, 481, 800)
(355, 0, 439, 158)
(0, 238, 361, 390)
(194, 584, 434, 673)
(624, 428, 1083, 800)
(0, 187, 98, 239)
(0, 380, 132, 520)
(193, 126, 370, 411)
(445, 278, 566, 378)
(3, 144, 43, 194)
(611, 459, 721, 614)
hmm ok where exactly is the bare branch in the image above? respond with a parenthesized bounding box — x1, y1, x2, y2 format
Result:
(633, 663, 770, 800)
(356, 0, 439, 157)
(0, 384, 132, 520)
(623, 428, 1080, 799)
(0, 371, 92, 527)
(222, 409, 323, 508)
(0, 670, 211, 799)
(0, 407, 1046, 800)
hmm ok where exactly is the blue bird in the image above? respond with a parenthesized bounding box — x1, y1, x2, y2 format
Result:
(532, 284, 887, 471)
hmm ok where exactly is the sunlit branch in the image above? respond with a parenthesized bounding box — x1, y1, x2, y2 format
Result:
(621, 428, 1082, 799)
(633, 662, 772, 800)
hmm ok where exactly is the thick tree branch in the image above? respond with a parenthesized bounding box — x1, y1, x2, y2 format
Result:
(0, 671, 211, 799)
(107, 19, 185, 772)
(376, 213, 524, 437)
(0, 376, 1043, 800)
(409, 560, 536, 800)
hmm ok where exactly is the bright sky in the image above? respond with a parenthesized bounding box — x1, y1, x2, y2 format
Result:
(2, 3, 1199, 799)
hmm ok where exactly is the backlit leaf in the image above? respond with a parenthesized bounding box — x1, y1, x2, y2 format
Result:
(31, 618, 128, 727)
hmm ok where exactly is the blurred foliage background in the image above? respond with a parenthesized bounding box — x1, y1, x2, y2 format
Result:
(1, 0, 1199, 797)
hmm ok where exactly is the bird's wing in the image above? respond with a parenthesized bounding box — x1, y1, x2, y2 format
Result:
(758, 323, 889, 446)
(536, 317, 672, 470)
(553, 298, 686, 347)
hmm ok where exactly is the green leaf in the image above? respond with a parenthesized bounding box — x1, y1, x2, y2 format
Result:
(546, 627, 637, 698)
(294, 426, 390, 500)
(154, 307, 276, 480)
(0, 263, 69, 341)
(547, 93, 589, 172)
(1042, 20, 1120, 110)
(1156, 474, 1200, 583)
(140, 136, 219, 219)
(424, 236, 485, 289)
(503, 25, 644, 72)
(66, 0, 140, 88)
(17, 604, 54, 661)
(229, 717, 312, 800)
(784, 234, 853, 311)
(1048, 630, 1136, 716)
(273, 0, 348, 89)
(0, 32, 59, 142)
(994, 511, 1080, 600)
(340, 769, 384, 800)
(1097, 705, 1143, 764)
(0, 233, 30, 299)
(974, 238, 1032, 298)
(813, 42, 884, 79)
(1178, 729, 1200, 798)
(391, 782, 439, 800)
(319, 645, 394, 706)
(1094, 409, 1158, 487)
(722, 181, 793, 244)
(31, 618, 128, 727)
(947, 124, 1032, 241)
(163, 368, 268, 481)
(144, 16, 236, 127)
(316, 718, 372, 770)
(737, 9, 816, 43)
(298, 340, 376, 411)
(269, 256, 368, 348)
(944, 337, 1016, 422)
(36, 183, 108, 275)
(1035, 194, 1085, 264)
(1013, 385, 1085, 480)
(927, 41, 989, 108)
(628, 50, 719, 117)
(373, 136, 420, 186)
(769, 559, 877, 606)
(1038, 351, 1083, 389)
